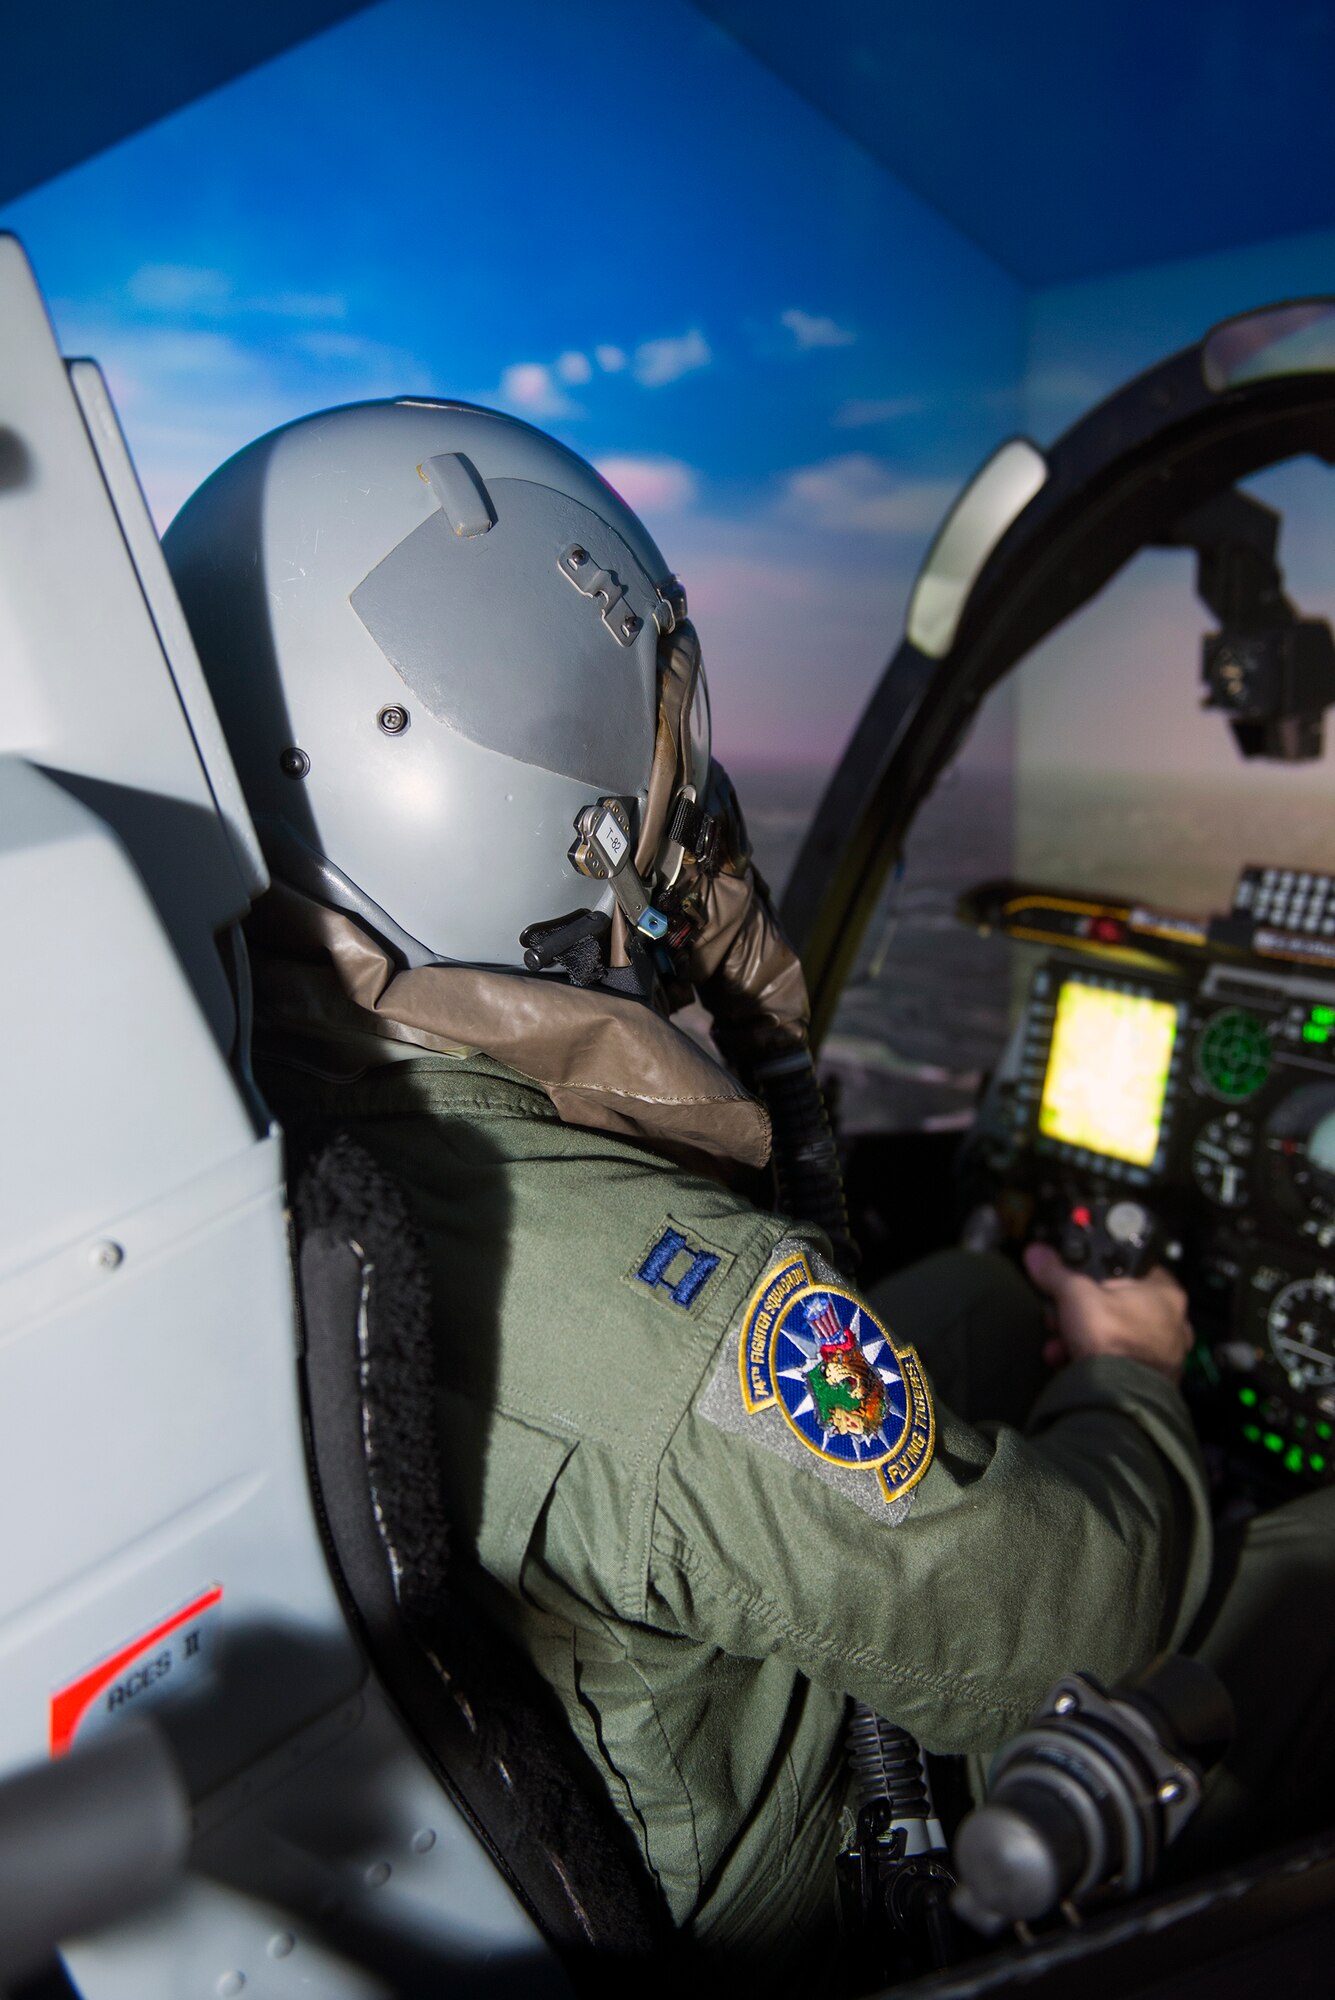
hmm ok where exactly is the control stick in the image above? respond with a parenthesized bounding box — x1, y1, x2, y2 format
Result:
(1046, 1196, 1175, 1281)
(952, 1655, 1233, 1936)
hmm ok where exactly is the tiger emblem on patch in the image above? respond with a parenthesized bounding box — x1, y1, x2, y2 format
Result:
(738, 1254, 934, 1503)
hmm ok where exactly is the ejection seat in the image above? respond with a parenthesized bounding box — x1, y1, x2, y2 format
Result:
(0, 233, 664, 1998)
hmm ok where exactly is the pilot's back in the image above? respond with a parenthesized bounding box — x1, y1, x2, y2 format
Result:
(260, 1038, 851, 1957)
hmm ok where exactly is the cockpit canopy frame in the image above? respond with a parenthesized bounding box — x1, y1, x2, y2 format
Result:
(782, 300, 1335, 1046)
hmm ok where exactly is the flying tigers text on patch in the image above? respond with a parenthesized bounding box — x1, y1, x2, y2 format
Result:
(738, 1253, 934, 1502)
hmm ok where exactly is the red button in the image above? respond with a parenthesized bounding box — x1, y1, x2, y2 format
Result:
(1071, 1205, 1092, 1228)
(1091, 918, 1124, 943)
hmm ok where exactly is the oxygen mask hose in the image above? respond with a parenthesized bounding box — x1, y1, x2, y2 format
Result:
(751, 1047, 857, 1274)
(677, 761, 857, 1272)
(839, 1703, 957, 1976)
(847, 1701, 945, 1856)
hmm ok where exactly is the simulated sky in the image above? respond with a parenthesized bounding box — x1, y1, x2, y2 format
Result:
(6, 0, 1333, 805)
(0, 0, 1022, 772)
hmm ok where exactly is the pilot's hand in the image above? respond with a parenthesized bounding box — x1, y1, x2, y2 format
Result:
(1023, 1242, 1193, 1385)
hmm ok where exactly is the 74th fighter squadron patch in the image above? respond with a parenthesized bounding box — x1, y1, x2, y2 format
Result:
(738, 1253, 934, 1504)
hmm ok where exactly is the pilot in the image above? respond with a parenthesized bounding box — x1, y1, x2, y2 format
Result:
(164, 400, 1335, 1961)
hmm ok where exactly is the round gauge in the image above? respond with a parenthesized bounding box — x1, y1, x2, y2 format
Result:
(1194, 1008, 1272, 1102)
(1190, 1112, 1254, 1207)
(1264, 1084, 1335, 1234)
(1268, 1271, 1335, 1389)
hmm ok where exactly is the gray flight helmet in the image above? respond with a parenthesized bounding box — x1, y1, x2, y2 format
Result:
(164, 398, 692, 968)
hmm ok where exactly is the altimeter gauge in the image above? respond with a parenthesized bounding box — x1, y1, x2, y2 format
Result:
(1191, 1112, 1254, 1208)
(1268, 1271, 1335, 1390)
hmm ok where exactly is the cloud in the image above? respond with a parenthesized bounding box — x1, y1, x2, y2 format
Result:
(633, 328, 711, 387)
(94, 327, 257, 401)
(778, 454, 956, 535)
(290, 328, 428, 394)
(295, 329, 388, 362)
(491, 332, 709, 411)
(832, 395, 924, 428)
(128, 263, 233, 312)
(781, 307, 855, 351)
(496, 361, 579, 418)
(125, 264, 346, 321)
(594, 455, 698, 516)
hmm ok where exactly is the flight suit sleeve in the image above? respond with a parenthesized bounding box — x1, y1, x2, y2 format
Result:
(646, 1240, 1213, 1755)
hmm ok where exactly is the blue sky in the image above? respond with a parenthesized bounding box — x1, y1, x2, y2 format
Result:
(5, 0, 1334, 803)
(0, 0, 1023, 770)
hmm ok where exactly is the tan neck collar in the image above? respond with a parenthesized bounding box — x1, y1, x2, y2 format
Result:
(247, 882, 772, 1175)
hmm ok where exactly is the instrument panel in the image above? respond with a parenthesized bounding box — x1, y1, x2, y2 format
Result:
(974, 907, 1335, 1491)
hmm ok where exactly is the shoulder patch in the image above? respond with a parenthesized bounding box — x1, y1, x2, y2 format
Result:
(726, 1245, 934, 1507)
(626, 1218, 733, 1314)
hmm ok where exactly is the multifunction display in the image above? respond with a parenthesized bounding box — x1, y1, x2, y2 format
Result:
(1039, 981, 1180, 1169)
(1016, 967, 1188, 1183)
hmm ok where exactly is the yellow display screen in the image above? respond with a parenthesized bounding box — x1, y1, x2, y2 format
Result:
(1039, 981, 1178, 1167)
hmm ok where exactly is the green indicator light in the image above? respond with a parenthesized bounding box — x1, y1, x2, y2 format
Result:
(1311, 1454, 1327, 1473)
(1242, 1423, 1261, 1443)
(1303, 1024, 1330, 1044)
(1264, 1431, 1284, 1453)
(1314, 1006, 1335, 1026)
(1238, 1386, 1258, 1407)
(1319, 1422, 1333, 1441)
(1286, 1445, 1305, 1474)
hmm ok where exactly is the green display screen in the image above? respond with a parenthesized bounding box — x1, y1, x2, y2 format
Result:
(1039, 981, 1178, 1168)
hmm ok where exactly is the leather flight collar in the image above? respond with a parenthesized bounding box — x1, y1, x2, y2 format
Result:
(246, 882, 773, 1174)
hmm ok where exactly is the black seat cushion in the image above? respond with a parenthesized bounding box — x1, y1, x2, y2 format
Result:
(291, 1133, 672, 1975)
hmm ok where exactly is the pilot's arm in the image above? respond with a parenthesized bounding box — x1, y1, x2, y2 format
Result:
(632, 1237, 1211, 1757)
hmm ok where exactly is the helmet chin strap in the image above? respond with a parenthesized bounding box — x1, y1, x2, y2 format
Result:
(524, 616, 851, 1271)
(640, 622, 706, 885)
(540, 617, 708, 985)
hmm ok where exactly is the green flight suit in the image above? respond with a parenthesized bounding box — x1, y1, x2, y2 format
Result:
(262, 1042, 1224, 1959)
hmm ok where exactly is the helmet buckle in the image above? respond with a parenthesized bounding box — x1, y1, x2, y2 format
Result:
(569, 798, 669, 941)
